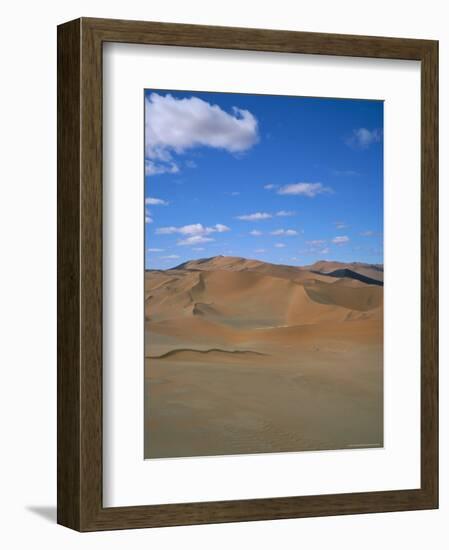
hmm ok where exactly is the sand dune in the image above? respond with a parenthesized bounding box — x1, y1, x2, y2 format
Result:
(307, 260, 384, 282)
(146, 262, 381, 327)
(173, 255, 383, 283)
(145, 256, 383, 459)
(303, 279, 383, 311)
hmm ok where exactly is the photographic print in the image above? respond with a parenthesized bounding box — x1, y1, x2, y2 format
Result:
(144, 90, 383, 459)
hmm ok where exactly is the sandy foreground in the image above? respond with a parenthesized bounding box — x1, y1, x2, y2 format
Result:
(144, 257, 383, 458)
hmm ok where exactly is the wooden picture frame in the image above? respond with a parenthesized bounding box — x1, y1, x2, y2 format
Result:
(57, 17, 438, 531)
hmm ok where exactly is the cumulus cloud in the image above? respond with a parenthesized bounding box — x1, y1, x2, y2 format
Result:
(237, 212, 272, 221)
(145, 159, 179, 176)
(264, 184, 278, 190)
(145, 93, 259, 174)
(250, 230, 263, 236)
(214, 224, 230, 232)
(238, 211, 296, 221)
(155, 222, 230, 246)
(145, 197, 168, 206)
(332, 236, 350, 244)
(346, 128, 382, 149)
(156, 226, 177, 235)
(178, 235, 214, 246)
(156, 223, 230, 236)
(270, 229, 298, 236)
(145, 209, 153, 224)
(277, 182, 331, 197)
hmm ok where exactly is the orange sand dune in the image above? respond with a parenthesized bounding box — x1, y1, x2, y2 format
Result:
(303, 278, 383, 311)
(145, 265, 381, 328)
(145, 256, 383, 459)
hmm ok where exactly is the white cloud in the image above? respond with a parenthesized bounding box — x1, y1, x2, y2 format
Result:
(178, 235, 214, 246)
(193, 247, 205, 251)
(360, 230, 375, 237)
(277, 182, 331, 197)
(177, 224, 207, 235)
(271, 229, 298, 236)
(237, 212, 272, 221)
(276, 210, 295, 217)
(250, 230, 263, 236)
(156, 223, 230, 236)
(162, 254, 180, 259)
(275, 243, 286, 248)
(145, 209, 153, 224)
(230, 191, 240, 196)
(154, 222, 229, 247)
(255, 248, 266, 253)
(320, 247, 330, 254)
(214, 224, 230, 233)
(332, 236, 350, 244)
(147, 248, 164, 252)
(145, 93, 259, 173)
(264, 184, 278, 190)
(238, 211, 296, 221)
(145, 159, 179, 176)
(156, 226, 177, 234)
(346, 128, 382, 149)
(145, 197, 168, 206)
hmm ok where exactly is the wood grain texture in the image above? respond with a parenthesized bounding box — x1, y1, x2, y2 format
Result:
(57, 17, 438, 532)
(57, 18, 81, 531)
(420, 41, 439, 504)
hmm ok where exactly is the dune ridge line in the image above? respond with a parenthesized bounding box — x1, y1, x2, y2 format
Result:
(148, 348, 268, 359)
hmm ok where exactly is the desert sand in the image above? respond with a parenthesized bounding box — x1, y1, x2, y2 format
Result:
(144, 256, 383, 458)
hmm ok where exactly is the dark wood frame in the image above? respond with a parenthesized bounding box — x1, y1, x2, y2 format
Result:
(57, 17, 438, 532)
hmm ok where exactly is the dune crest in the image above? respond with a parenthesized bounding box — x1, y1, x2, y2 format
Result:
(149, 348, 267, 360)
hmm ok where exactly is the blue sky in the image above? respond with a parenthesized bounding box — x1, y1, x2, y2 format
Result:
(144, 89, 383, 270)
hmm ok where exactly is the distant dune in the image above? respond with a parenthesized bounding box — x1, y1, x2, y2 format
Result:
(307, 260, 384, 282)
(145, 256, 383, 459)
(312, 268, 383, 287)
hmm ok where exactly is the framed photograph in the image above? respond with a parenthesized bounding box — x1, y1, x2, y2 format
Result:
(57, 17, 438, 531)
